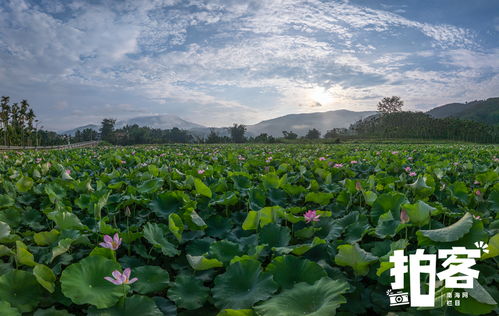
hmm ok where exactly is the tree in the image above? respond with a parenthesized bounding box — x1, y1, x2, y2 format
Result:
(206, 129, 223, 143)
(377, 96, 404, 113)
(100, 118, 116, 143)
(282, 130, 298, 140)
(229, 124, 246, 143)
(0, 96, 10, 146)
(305, 128, 321, 139)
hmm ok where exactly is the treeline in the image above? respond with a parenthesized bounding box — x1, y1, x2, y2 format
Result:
(350, 112, 498, 143)
(0, 96, 72, 147)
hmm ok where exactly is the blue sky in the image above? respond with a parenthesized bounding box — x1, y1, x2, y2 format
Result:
(0, 0, 498, 130)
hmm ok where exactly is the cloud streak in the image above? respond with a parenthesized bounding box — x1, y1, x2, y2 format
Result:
(0, 0, 497, 130)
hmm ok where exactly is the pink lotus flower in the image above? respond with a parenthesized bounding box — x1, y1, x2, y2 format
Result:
(376, 151, 381, 155)
(400, 209, 409, 224)
(99, 233, 122, 250)
(304, 210, 320, 223)
(392, 151, 399, 155)
(238, 155, 245, 160)
(198, 169, 205, 174)
(333, 163, 343, 168)
(404, 166, 411, 172)
(473, 215, 481, 220)
(474, 180, 480, 185)
(475, 190, 481, 196)
(104, 268, 138, 285)
(453, 162, 459, 166)
(36, 158, 42, 163)
(3, 155, 8, 159)
(266, 157, 273, 163)
(65, 169, 71, 175)
(319, 157, 326, 161)
(407, 157, 413, 161)
(409, 172, 417, 177)
(120, 160, 126, 164)
(350, 160, 358, 164)
(160, 153, 166, 157)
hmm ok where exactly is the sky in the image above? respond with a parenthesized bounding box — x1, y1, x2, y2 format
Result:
(0, 0, 498, 131)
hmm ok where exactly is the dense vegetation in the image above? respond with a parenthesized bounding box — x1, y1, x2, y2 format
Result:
(351, 112, 498, 143)
(0, 96, 70, 147)
(427, 97, 499, 126)
(0, 144, 497, 315)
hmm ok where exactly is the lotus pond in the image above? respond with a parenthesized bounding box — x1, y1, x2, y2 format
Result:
(0, 144, 498, 315)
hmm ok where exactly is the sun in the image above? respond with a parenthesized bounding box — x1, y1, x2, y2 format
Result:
(309, 86, 334, 106)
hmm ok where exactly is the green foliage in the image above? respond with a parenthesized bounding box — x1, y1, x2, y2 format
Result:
(0, 144, 497, 314)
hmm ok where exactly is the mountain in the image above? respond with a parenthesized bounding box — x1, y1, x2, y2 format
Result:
(427, 97, 499, 125)
(245, 109, 377, 137)
(61, 114, 205, 135)
(115, 114, 205, 130)
(61, 124, 100, 136)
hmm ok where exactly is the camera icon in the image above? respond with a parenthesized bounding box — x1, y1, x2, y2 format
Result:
(387, 289, 410, 306)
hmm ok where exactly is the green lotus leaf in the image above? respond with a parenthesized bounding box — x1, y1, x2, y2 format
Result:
(254, 277, 349, 316)
(152, 297, 177, 316)
(448, 181, 469, 205)
(0, 301, 21, 316)
(0, 195, 15, 209)
(217, 309, 255, 316)
(16, 176, 34, 193)
(60, 256, 123, 308)
(273, 236, 326, 256)
(33, 229, 60, 246)
(167, 274, 209, 310)
(187, 254, 224, 270)
(132, 266, 170, 294)
(212, 260, 278, 309)
(88, 295, 163, 316)
(305, 192, 333, 205)
(89, 247, 115, 260)
(259, 223, 291, 248)
(51, 238, 73, 262)
(375, 211, 402, 238)
(481, 233, 499, 259)
(454, 280, 496, 315)
(33, 264, 56, 293)
(371, 192, 408, 223)
(15, 240, 36, 267)
(402, 200, 435, 226)
(168, 213, 184, 242)
(209, 240, 243, 264)
(266, 255, 327, 289)
(149, 191, 190, 219)
(194, 178, 212, 198)
(143, 222, 179, 257)
(137, 179, 164, 194)
(33, 307, 74, 316)
(417, 212, 473, 242)
(408, 176, 434, 198)
(0, 221, 11, 239)
(47, 211, 83, 230)
(334, 243, 378, 276)
(0, 270, 42, 313)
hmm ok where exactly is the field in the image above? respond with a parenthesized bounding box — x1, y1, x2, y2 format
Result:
(0, 144, 498, 315)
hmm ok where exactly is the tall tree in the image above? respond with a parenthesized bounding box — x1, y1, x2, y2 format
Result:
(0, 96, 10, 146)
(305, 128, 321, 139)
(377, 96, 404, 113)
(100, 118, 116, 142)
(229, 124, 246, 143)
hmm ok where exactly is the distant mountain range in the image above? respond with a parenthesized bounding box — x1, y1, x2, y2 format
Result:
(61, 97, 498, 137)
(426, 97, 498, 125)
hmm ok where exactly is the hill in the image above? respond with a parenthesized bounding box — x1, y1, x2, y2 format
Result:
(427, 97, 499, 125)
(246, 110, 377, 137)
